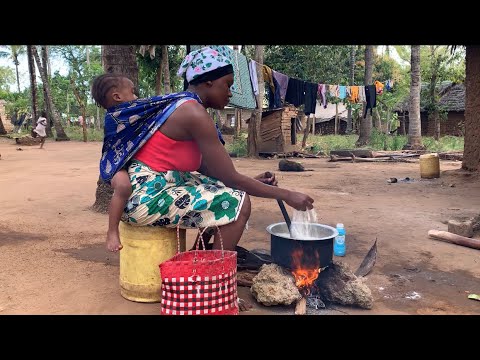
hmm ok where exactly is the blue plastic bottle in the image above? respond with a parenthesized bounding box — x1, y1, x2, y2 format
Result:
(334, 223, 346, 256)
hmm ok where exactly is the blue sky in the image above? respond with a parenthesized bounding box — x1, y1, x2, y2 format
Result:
(0, 53, 68, 92)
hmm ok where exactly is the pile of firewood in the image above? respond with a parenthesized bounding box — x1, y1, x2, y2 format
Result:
(328, 149, 463, 163)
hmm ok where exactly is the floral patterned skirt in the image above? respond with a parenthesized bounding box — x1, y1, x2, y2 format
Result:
(122, 160, 246, 229)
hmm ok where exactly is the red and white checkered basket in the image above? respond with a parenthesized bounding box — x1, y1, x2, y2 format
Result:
(159, 226, 238, 315)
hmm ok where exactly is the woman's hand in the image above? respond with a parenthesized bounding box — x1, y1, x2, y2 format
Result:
(284, 191, 314, 211)
(254, 171, 278, 186)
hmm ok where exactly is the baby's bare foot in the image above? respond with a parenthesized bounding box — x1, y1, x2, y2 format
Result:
(106, 232, 123, 252)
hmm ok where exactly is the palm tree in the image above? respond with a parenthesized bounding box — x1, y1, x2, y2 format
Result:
(92, 45, 139, 214)
(356, 45, 374, 146)
(346, 45, 356, 133)
(31, 46, 69, 140)
(26, 46, 38, 124)
(9, 46, 25, 93)
(462, 46, 480, 171)
(403, 45, 424, 150)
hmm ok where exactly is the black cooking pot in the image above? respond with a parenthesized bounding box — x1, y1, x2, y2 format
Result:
(266, 222, 338, 270)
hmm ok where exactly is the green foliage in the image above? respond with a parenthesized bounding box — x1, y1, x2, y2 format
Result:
(422, 135, 464, 152)
(225, 133, 248, 157)
(308, 134, 359, 154)
(65, 126, 104, 141)
(306, 132, 463, 154)
(4, 90, 30, 114)
(137, 45, 186, 97)
(264, 46, 352, 84)
(0, 66, 15, 91)
(52, 46, 103, 118)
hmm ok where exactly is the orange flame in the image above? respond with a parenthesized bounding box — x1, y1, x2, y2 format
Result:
(290, 248, 321, 294)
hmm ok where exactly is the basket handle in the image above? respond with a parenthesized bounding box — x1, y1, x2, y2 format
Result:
(175, 225, 226, 255)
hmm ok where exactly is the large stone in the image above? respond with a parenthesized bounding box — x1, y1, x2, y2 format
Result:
(448, 220, 474, 238)
(315, 260, 373, 309)
(251, 264, 301, 306)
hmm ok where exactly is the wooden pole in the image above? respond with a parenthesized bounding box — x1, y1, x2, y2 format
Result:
(428, 230, 480, 250)
(335, 103, 339, 135)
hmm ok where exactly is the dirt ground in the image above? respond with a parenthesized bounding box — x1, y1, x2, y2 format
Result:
(1, 137, 479, 315)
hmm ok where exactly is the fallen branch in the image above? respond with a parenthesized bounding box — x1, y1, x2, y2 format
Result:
(428, 230, 480, 250)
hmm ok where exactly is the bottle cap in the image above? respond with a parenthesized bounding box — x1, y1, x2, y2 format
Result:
(336, 223, 344, 228)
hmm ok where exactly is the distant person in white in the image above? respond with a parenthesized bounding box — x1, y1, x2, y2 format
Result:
(32, 111, 48, 149)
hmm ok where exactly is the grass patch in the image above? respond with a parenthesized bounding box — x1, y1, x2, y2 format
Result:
(304, 130, 463, 154)
(225, 133, 248, 157)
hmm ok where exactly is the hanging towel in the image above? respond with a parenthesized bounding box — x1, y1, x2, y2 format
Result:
(262, 65, 275, 94)
(329, 84, 339, 98)
(358, 86, 366, 102)
(285, 78, 306, 107)
(375, 80, 384, 95)
(304, 82, 318, 115)
(248, 59, 259, 96)
(363, 84, 377, 118)
(318, 84, 327, 109)
(338, 85, 347, 100)
(228, 51, 257, 110)
(267, 75, 283, 109)
(272, 70, 289, 101)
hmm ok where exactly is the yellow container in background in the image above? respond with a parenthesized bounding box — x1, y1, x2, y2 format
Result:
(119, 222, 186, 303)
(419, 153, 440, 179)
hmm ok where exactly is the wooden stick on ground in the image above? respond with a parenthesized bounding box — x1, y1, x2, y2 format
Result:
(295, 297, 307, 315)
(428, 230, 480, 250)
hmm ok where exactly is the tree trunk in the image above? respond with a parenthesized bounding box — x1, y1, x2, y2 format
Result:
(356, 45, 374, 146)
(41, 46, 53, 138)
(0, 115, 6, 135)
(155, 60, 163, 95)
(374, 107, 382, 130)
(248, 46, 264, 158)
(347, 45, 356, 133)
(429, 46, 440, 141)
(302, 116, 313, 149)
(462, 46, 480, 171)
(32, 46, 69, 140)
(103, 45, 139, 90)
(404, 45, 424, 150)
(92, 45, 139, 213)
(15, 64, 20, 93)
(335, 103, 339, 135)
(162, 46, 171, 94)
(46, 46, 51, 78)
(27, 46, 38, 125)
(70, 77, 88, 142)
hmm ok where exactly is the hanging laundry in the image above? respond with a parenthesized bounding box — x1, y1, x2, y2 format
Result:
(285, 78, 306, 107)
(318, 84, 327, 109)
(267, 75, 283, 109)
(329, 84, 339, 98)
(272, 70, 289, 101)
(304, 82, 318, 115)
(363, 84, 377, 118)
(248, 60, 259, 96)
(374, 80, 384, 95)
(262, 65, 275, 95)
(338, 85, 347, 100)
(349, 86, 359, 103)
(385, 79, 394, 91)
(358, 86, 366, 103)
(228, 51, 257, 110)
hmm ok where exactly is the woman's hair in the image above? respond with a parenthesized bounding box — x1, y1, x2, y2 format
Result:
(91, 73, 128, 108)
(40, 110, 47, 118)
